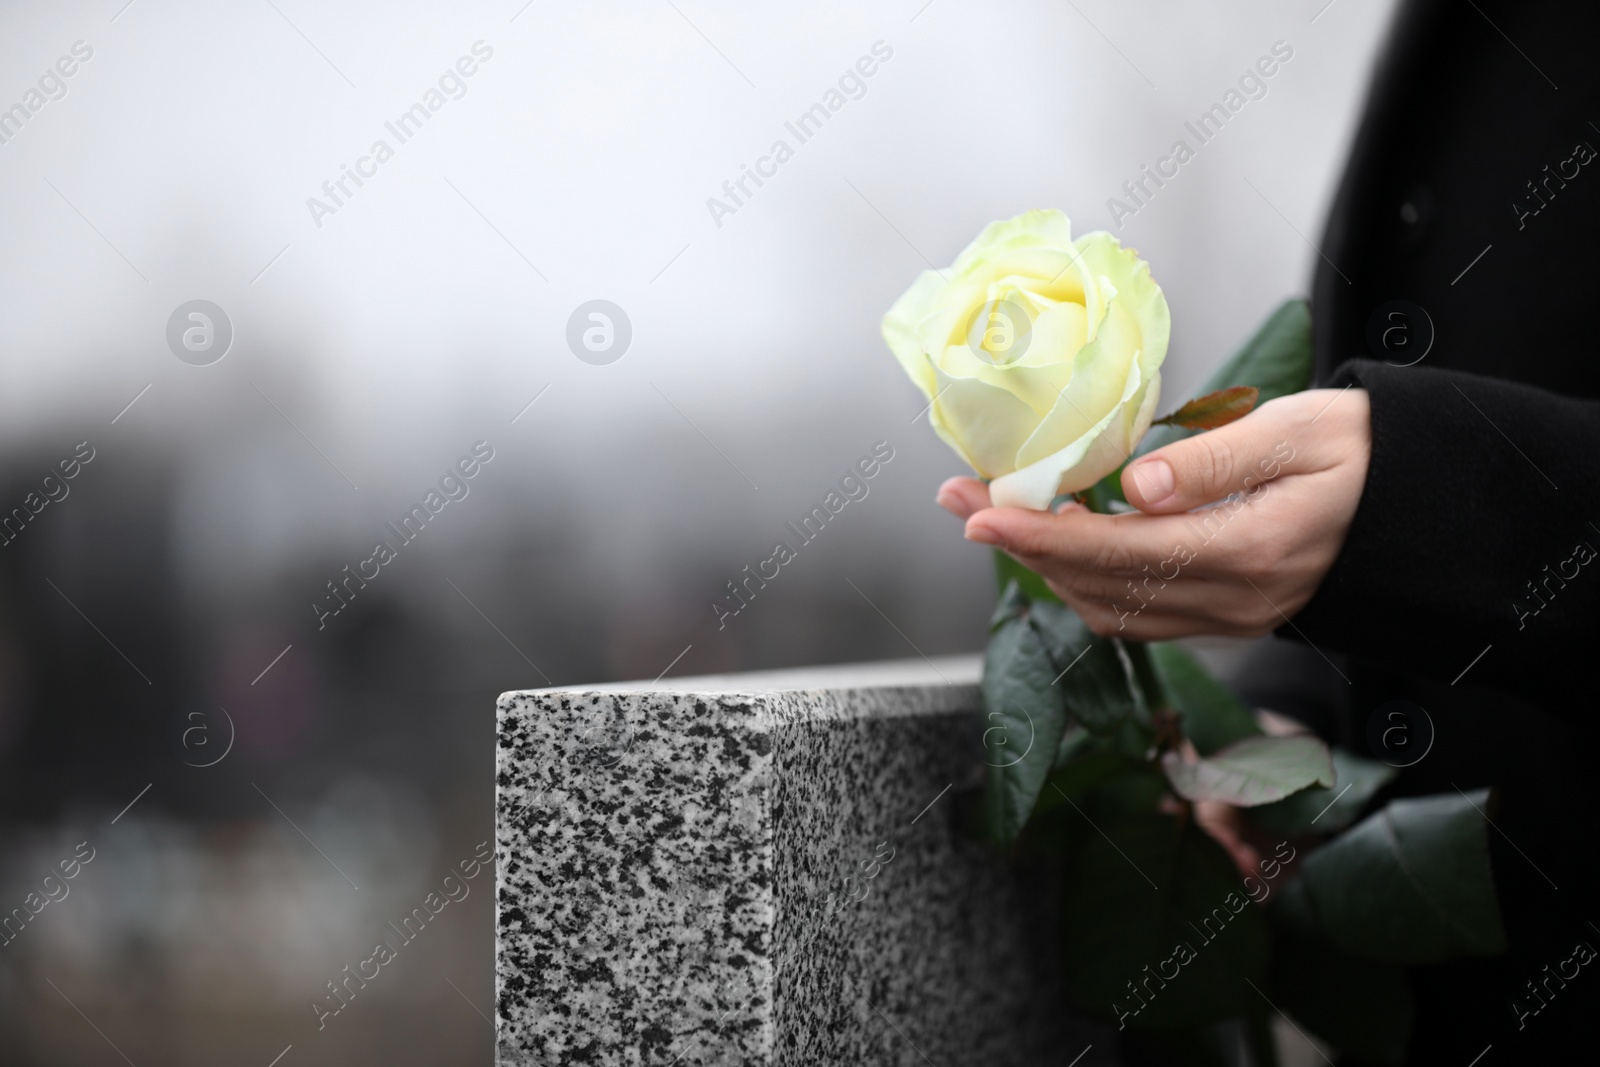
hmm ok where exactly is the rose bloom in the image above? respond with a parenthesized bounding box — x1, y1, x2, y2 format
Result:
(882, 209, 1170, 510)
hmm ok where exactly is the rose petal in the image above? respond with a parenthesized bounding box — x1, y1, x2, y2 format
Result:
(1012, 298, 1142, 468)
(1012, 300, 1089, 369)
(929, 367, 1039, 478)
(881, 268, 947, 398)
(952, 209, 1074, 274)
(990, 360, 1151, 509)
(1074, 231, 1170, 378)
(935, 343, 1073, 418)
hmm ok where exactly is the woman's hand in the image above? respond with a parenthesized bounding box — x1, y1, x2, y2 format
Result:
(937, 388, 1371, 640)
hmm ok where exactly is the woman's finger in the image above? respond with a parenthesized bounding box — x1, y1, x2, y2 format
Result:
(1050, 586, 1205, 640)
(1040, 567, 1238, 621)
(936, 476, 991, 519)
(965, 506, 1194, 576)
(1121, 389, 1365, 515)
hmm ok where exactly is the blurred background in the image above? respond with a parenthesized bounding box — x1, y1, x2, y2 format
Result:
(0, 0, 1393, 1062)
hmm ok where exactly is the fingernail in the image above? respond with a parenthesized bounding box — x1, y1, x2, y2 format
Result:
(935, 487, 962, 514)
(1131, 459, 1175, 504)
(965, 525, 1004, 546)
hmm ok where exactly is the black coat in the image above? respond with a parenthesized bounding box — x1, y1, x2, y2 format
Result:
(1259, 0, 1600, 1060)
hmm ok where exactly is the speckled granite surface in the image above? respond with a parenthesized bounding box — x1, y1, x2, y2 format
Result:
(495, 657, 1110, 1067)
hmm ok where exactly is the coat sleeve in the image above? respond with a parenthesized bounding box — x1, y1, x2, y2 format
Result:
(1283, 358, 1600, 705)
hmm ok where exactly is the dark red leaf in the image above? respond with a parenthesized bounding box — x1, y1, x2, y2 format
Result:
(1152, 386, 1260, 431)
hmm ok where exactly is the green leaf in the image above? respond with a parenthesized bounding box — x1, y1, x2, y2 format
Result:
(1137, 298, 1313, 459)
(1249, 749, 1397, 838)
(1060, 813, 1270, 1029)
(1090, 758, 1173, 815)
(1034, 750, 1155, 816)
(980, 615, 1068, 844)
(989, 578, 1029, 632)
(1054, 724, 1095, 769)
(1120, 640, 1162, 714)
(1152, 386, 1260, 430)
(1269, 877, 1412, 1065)
(1029, 601, 1138, 736)
(1161, 735, 1335, 807)
(1148, 643, 1260, 755)
(1056, 712, 1159, 770)
(1294, 789, 1507, 965)
(993, 550, 1060, 604)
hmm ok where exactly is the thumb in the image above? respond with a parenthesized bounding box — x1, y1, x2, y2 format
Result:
(1122, 404, 1296, 514)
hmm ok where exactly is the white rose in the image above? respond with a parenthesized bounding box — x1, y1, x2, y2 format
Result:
(882, 209, 1170, 510)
